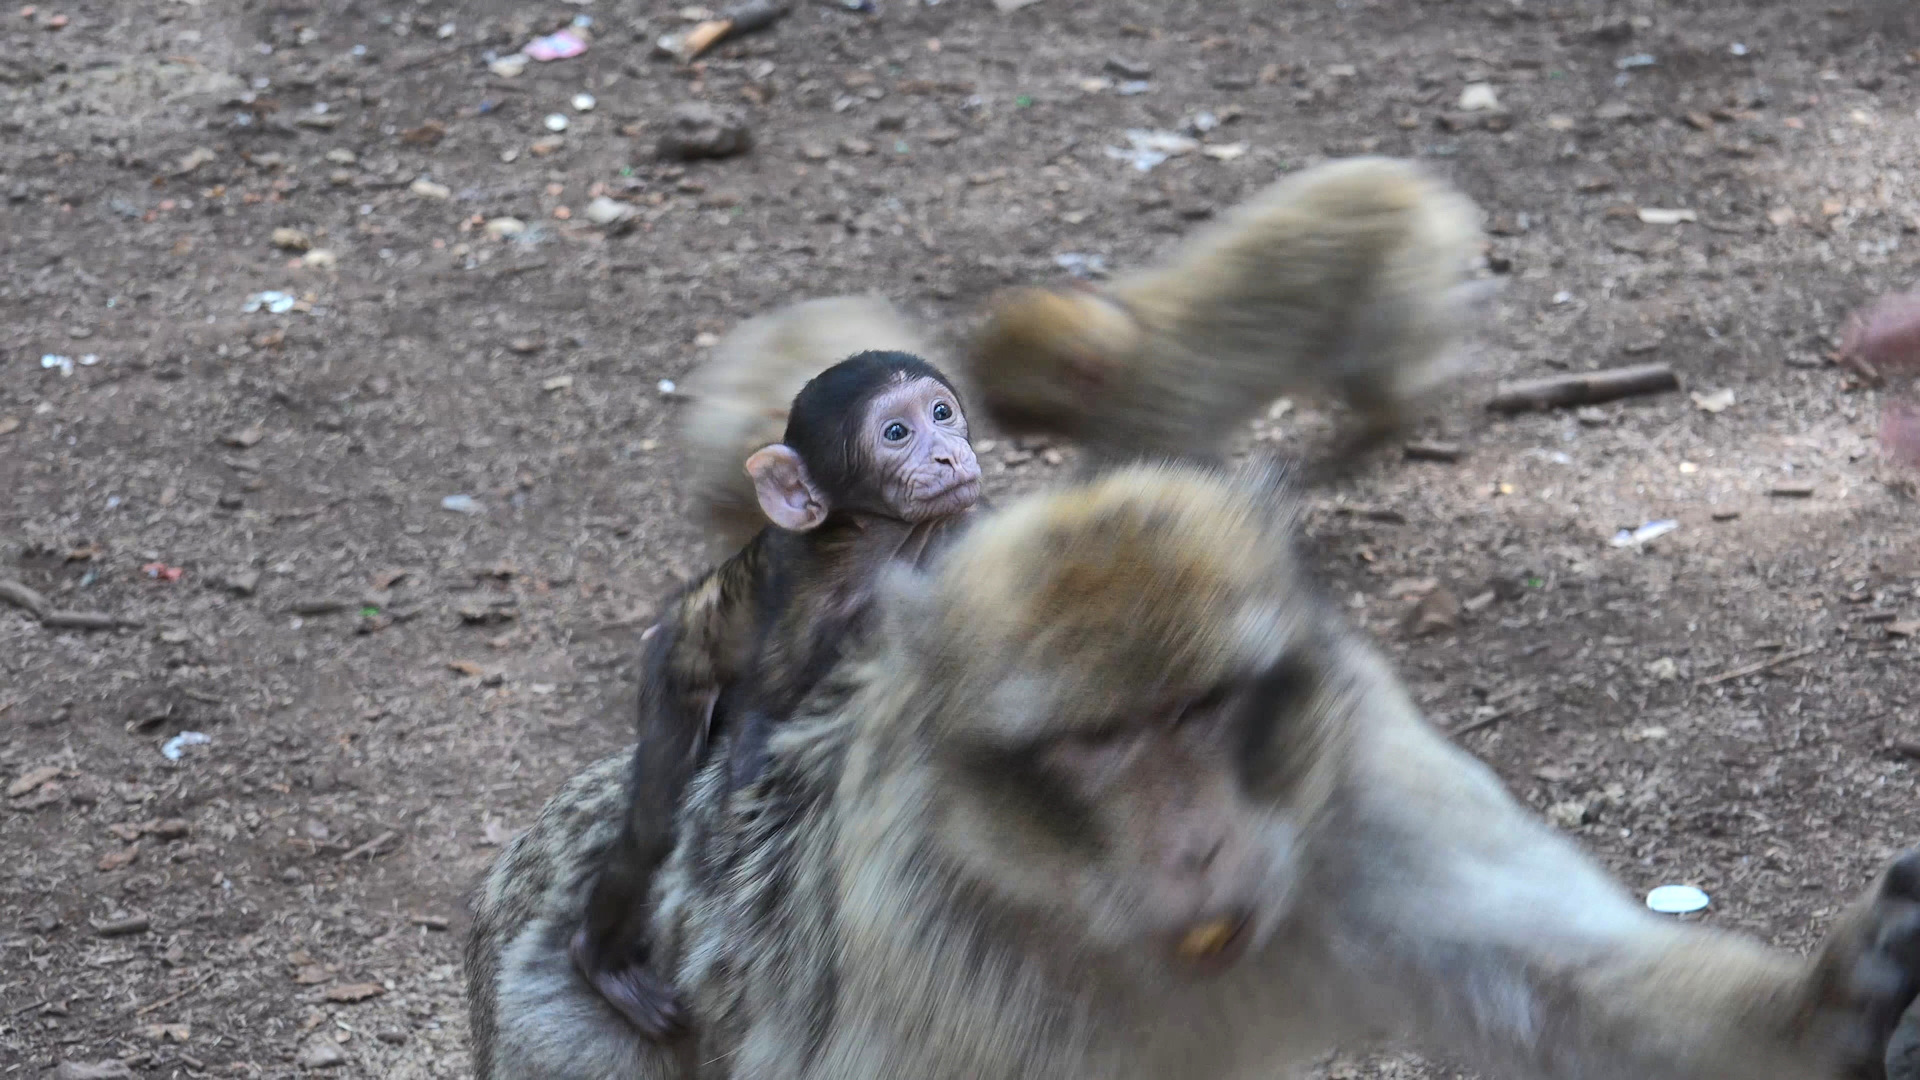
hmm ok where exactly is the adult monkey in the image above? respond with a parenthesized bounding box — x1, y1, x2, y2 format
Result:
(570, 349, 982, 1040)
(468, 463, 1920, 1080)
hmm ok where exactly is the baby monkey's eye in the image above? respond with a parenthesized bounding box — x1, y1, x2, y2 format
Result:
(884, 421, 909, 442)
(931, 401, 953, 422)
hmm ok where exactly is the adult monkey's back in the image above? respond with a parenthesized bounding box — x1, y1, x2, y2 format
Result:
(466, 464, 1920, 1080)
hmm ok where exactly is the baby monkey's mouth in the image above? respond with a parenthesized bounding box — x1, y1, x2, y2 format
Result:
(912, 477, 982, 518)
(1169, 908, 1254, 976)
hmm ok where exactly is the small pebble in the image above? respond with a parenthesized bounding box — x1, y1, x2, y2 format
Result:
(544, 113, 570, 132)
(572, 92, 597, 112)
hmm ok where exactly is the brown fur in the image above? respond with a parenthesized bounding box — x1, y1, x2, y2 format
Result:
(679, 296, 939, 553)
(469, 463, 1919, 1080)
(968, 156, 1492, 467)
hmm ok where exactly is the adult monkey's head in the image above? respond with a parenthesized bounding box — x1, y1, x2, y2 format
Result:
(745, 350, 983, 532)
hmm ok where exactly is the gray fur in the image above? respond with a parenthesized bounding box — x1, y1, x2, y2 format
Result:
(468, 465, 1918, 1080)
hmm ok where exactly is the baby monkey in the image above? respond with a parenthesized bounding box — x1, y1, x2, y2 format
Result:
(573, 349, 982, 1040)
(678, 296, 940, 553)
(968, 156, 1493, 469)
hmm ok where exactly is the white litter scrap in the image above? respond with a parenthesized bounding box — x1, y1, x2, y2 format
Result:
(1610, 519, 1678, 548)
(1636, 207, 1697, 226)
(441, 494, 483, 515)
(1052, 252, 1109, 279)
(1645, 884, 1709, 914)
(161, 731, 212, 761)
(243, 290, 296, 314)
(1103, 129, 1199, 172)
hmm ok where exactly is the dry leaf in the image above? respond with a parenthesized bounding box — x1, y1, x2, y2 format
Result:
(323, 982, 386, 1003)
(8, 765, 62, 798)
(222, 424, 265, 449)
(107, 822, 144, 842)
(140, 1022, 191, 1043)
(97, 844, 140, 872)
(293, 964, 333, 985)
(1888, 621, 1919, 638)
(1766, 206, 1797, 227)
(447, 660, 488, 677)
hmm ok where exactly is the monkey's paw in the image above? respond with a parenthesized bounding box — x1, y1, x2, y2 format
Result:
(1818, 849, 1920, 1079)
(569, 926, 690, 1042)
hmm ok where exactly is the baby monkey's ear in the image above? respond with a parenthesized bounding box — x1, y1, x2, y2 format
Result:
(746, 444, 829, 532)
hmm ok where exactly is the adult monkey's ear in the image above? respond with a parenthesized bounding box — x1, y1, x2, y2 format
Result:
(745, 444, 829, 532)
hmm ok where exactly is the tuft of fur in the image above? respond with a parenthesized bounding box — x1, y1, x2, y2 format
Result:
(468, 463, 1920, 1080)
(968, 156, 1491, 465)
(679, 296, 938, 552)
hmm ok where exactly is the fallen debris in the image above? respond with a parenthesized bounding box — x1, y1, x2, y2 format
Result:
(7, 765, 62, 798)
(132, 970, 218, 1017)
(160, 732, 212, 761)
(1609, 519, 1678, 548)
(524, 28, 589, 62)
(1103, 128, 1198, 172)
(0, 578, 139, 631)
(1488, 363, 1679, 414)
(1696, 643, 1820, 686)
(1402, 440, 1462, 463)
(1645, 884, 1709, 914)
(659, 0, 789, 62)
(1448, 698, 1546, 738)
(92, 912, 151, 938)
(323, 982, 387, 1003)
(341, 830, 399, 861)
(1636, 207, 1697, 225)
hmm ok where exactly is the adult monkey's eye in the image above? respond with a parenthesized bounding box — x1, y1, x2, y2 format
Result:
(884, 421, 909, 442)
(931, 401, 953, 422)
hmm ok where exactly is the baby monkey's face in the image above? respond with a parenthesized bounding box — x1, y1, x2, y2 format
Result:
(862, 376, 981, 521)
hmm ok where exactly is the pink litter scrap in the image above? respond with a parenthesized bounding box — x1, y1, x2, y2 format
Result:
(525, 29, 588, 61)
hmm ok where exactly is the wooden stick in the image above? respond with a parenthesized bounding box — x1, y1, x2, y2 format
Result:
(341, 830, 399, 862)
(0, 580, 47, 618)
(1489, 363, 1679, 414)
(1, 579, 137, 630)
(132, 970, 217, 1017)
(1449, 699, 1545, 738)
(42, 610, 139, 631)
(1696, 644, 1820, 687)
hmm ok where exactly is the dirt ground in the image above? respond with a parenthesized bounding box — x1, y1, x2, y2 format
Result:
(4, 0, 1920, 1076)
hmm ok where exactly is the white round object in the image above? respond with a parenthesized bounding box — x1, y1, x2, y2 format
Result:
(544, 113, 571, 132)
(1645, 884, 1709, 914)
(572, 92, 597, 112)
